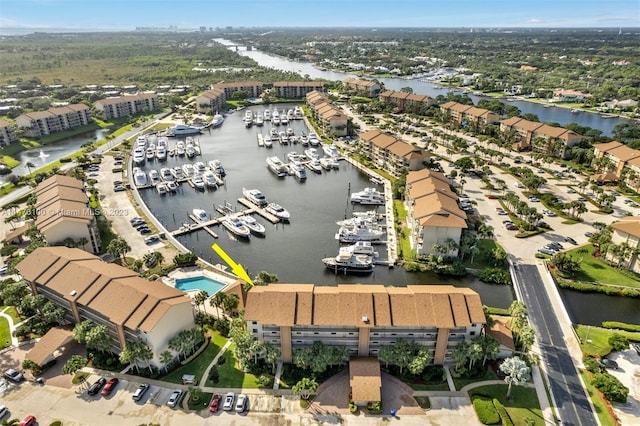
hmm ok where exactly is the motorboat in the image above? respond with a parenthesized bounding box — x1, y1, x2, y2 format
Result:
(342, 241, 379, 258)
(319, 157, 333, 170)
(322, 251, 374, 274)
(263, 109, 271, 121)
(278, 131, 287, 145)
(194, 161, 206, 174)
(203, 170, 218, 189)
(287, 151, 302, 164)
(157, 138, 167, 149)
(133, 148, 145, 165)
(265, 202, 290, 221)
(135, 136, 147, 148)
(243, 187, 268, 207)
(244, 110, 253, 127)
(286, 127, 294, 137)
(176, 141, 186, 156)
(287, 109, 295, 121)
(272, 110, 280, 125)
(307, 159, 322, 174)
(156, 182, 168, 195)
(238, 215, 266, 236)
(168, 124, 201, 136)
(166, 181, 177, 192)
(350, 187, 385, 205)
(185, 140, 196, 158)
(330, 157, 340, 169)
(337, 215, 380, 227)
(300, 134, 309, 146)
(160, 167, 174, 181)
(191, 174, 205, 190)
(148, 169, 161, 185)
(352, 209, 382, 220)
(133, 167, 148, 187)
(266, 156, 288, 177)
(289, 162, 307, 180)
(264, 135, 273, 148)
(370, 176, 384, 185)
(182, 163, 195, 177)
(294, 106, 304, 120)
(336, 224, 384, 243)
(222, 216, 251, 238)
(211, 114, 224, 128)
(308, 132, 320, 146)
(255, 115, 264, 127)
(322, 144, 340, 158)
(193, 209, 210, 222)
(171, 166, 184, 180)
(156, 145, 167, 161)
(146, 145, 156, 161)
(270, 128, 278, 138)
(280, 111, 289, 125)
(208, 160, 226, 177)
(304, 148, 319, 160)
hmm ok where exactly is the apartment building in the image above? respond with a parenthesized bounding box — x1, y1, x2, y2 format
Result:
(17, 246, 195, 367)
(305, 90, 349, 137)
(214, 81, 263, 100)
(499, 116, 582, 157)
(245, 284, 485, 365)
(343, 78, 381, 97)
(357, 129, 429, 176)
(34, 175, 101, 253)
(405, 169, 467, 257)
(608, 217, 640, 274)
(438, 101, 499, 132)
(195, 87, 226, 114)
(15, 104, 92, 138)
(94, 93, 159, 119)
(0, 119, 18, 146)
(592, 141, 640, 189)
(273, 81, 324, 99)
(379, 90, 435, 113)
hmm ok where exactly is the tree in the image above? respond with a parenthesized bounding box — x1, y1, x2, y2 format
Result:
(292, 377, 318, 401)
(85, 324, 112, 353)
(499, 356, 531, 399)
(222, 293, 239, 315)
(160, 350, 174, 373)
(608, 333, 629, 352)
(107, 237, 131, 265)
(63, 355, 88, 376)
(479, 335, 500, 366)
(194, 290, 209, 313)
(73, 320, 94, 344)
(210, 292, 225, 318)
(25, 162, 35, 176)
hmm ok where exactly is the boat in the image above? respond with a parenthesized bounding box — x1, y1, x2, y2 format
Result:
(336, 224, 384, 243)
(211, 113, 224, 128)
(263, 109, 271, 121)
(331, 158, 340, 169)
(133, 167, 148, 187)
(350, 187, 385, 205)
(570, 108, 579, 114)
(160, 167, 174, 181)
(294, 106, 304, 120)
(300, 134, 309, 146)
(171, 166, 184, 180)
(304, 148, 319, 160)
(243, 187, 267, 207)
(342, 241, 380, 258)
(156, 145, 167, 161)
(287, 151, 302, 164)
(352, 209, 382, 220)
(307, 158, 322, 174)
(244, 110, 253, 127)
(222, 216, 251, 238)
(308, 132, 320, 146)
(157, 138, 167, 148)
(264, 136, 273, 148)
(176, 141, 186, 156)
(270, 128, 278, 138)
(146, 145, 156, 161)
(272, 110, 280, 125)
(286, 127, 294, 137)
(135, 135, 147, 148)
(208, 160, 226, 177)
(370, 176, 384, 185)
(280, 111, 289, 125)
(133, 148, 145, 165)
(193, 209, 210, 222)
(194, 161, 206, 174)
(319, 157, 333, 170)
(166, 181, 178, 192)
(266, 156, 288, 177)
(202, 170, 218, 189)
(322, 144, 340, 158)
(238, 215, 266, 236)
(191, 175, 205, 190)
(278, 131, 288, 145)
(337, 215, 380, 227)
(148, 169, 161, 185)
(287, 109, 295, 121)
(168, 124, 201, 136)
(185, 140, 196, 158)
(156, 182, 168, 195)
(255, 115, 264, 127)
(322, 251, 374, 274)
(182, 163, 195, 177)
(265, 202, 290, 221)
(290, 162, 307, 180)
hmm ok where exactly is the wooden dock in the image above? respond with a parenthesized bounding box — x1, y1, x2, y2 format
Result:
(237, 198, 281, 223)
(257, 133, 264, 147)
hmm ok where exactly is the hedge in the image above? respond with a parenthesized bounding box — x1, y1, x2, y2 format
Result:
(556, 279, 640, 298)
(472, 398, 500, 425)
(602, 321, 640, 332)
(492, 399, 514, 426)
(180, 336, 210, 366)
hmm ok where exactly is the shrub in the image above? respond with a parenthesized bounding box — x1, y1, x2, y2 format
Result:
(478, 267, 511, 285)
(608, 333, 629, 351)
(583, 357, 604, 374)
(472, 398, 500, 425)
(208, 366, 219, 384)
(493, 399, 514, 426)
(257, 373, 273, 388)
(366, 401, 382, 414)
(592, 372, 629, 403)
(602, 321, 640, 332)
(111, 167, 123, 173)
(1, 244, 19, 257)
(349, 402, 358, 413)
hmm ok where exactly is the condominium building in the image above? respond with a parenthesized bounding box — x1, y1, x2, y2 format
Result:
(499, 116, 582, 156)
(343, 78, 381, 97)
(195, 87, 226, 114)
(34, 175, 101, 253)
(305, 91, 348, 137)
(273, 81, 324, 99)
(17, 246, 195, 367)
(214, 81, 263, 100)
(609, 217, 640, 274)
(357, 129, 429, 176)
(0, 119, 18, 146)
(15, 104, 92, 138)
(245, 284, 485, 365)
(380, 90, 435, 113)
(592, 141, 640, 189)
(438, 101, 499, 132)
(94, 93, 159, 119)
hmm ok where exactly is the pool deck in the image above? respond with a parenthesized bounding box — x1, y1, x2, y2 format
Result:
(163, 266, 239, 297)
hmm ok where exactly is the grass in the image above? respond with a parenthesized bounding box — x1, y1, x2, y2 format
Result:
(71, 371, 90, 385)
(1, 305, 21, 323)
(469, 384, 545, 426)
(579, 370, 618, 426)
(0, 317, 11, 349)
(187, 391, 213, 411)
(207, 342, 261, 388)
(462, 239, 505, 269)
(575, 324, 640, 357)
(566, 245, 640, 289)
(409, 382, 450, 391)
(161, 332, 226, 385)
(452, 367, 498, 391)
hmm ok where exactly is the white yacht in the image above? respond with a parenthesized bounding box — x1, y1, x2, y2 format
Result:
(157, 137, 167, 149)
(272, 110, 280, 125)
(263, 135, 273, 148)
(242, 188, 268, 207)
(203, 170, 218, 189)
(300, 133, 309, 146)
(350, 187, 385, 205)
(238, 215, 266, 236)
(337, 215, 380, 227)
(208, 160, 226, 177)
(148, 169, 161, 185)
(289, 162, 307, 180)
(280, 111, 288, 125)
(135, 135, 147, 148)
(266, 156, 288, 177)
(294, 106, 304, 120)
(322, 251, 374, 274)
(278, 131, 287, 145)
(194, 161, 206, 174)
(133, 167, 148, 187)
(244, 110, 253, 127)
(308, 132, 320, 146)
(146, 145, 156, 161)
(342, 241, 379, 258)
(191, 174, 205, 190)
(156, 182, 168, 195)
(211, 114, 224, 128)
(370, 176, 384, 185)
(171, 166, 184, 180)
(133, 148, 145, 165)
(263, 109, 271, 121)
(166, 181, 178, 192)
(287, 151, 302, 164)
(336, 224, 384, 243)
(222, 216, 251, 238)
(265, 202, 290, 221)
(176, 141, 186, 156)
(156, 145, 167, 161)
(270, 128, 278, 138)
(319, 157, 333, 170)
(185, 140, 196, 158)
(193, 209, 210, 222)
(182, 163, 195, 177)
(322, 144, 340, 158)
(304, 148, 319, 160)
(255, 115, 264, 127)
(160, 167, 174, 181)
(287, 109, 295, 121)
(168, 124, 201, 136)
(307, 158, 322, 174)
(286, 127, 294, 137)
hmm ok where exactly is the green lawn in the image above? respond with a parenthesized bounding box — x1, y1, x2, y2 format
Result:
(187, 391, 213, 411)
(453, 368, 497, 391)
(1, 306, 21, 323)
(469, 384, 545, 426)
(567, 245, 640, 289)
(0, 317, 11, 349)
(579, 370, 617, 426)
(207, 342, 261, 388)
(161, 332, 226, 385)
(462, 239, 505, 270)
(575, 325, 640, 357)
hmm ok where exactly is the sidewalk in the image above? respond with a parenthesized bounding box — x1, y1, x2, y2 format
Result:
(0, 306, 19, 347)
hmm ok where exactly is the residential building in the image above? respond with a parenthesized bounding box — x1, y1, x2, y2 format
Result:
(16, 246, 195, 367)
(195, 87, 226, 114)
(34, 175, 101, 253)
(591, 141, 640, 189)
(273, 81, 324, 99)
(214, 81, 263, 100)
(94, 93, 159, 119)
(405, 169, 467, 257)
(357, 129, 429, 176)
(552, 89, 592, 103)
(499, 117, 582, 157)
(439, 101, 499, 132)
(15, 104, 92, 138)
(486, 318, 516, 358)
(343, 78, 381, 97)
(305, 91, 348, 137)
(245, 284, 485, 365)
(380, 90, 435, 113)
(608, 217, 640, 274)
(0, 119, 18, 146)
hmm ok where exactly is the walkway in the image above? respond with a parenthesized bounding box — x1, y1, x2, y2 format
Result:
(199, 339, 232, 387)
(0, 306, 19, 347)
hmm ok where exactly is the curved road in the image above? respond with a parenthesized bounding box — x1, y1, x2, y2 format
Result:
(512, 263, 597, 426)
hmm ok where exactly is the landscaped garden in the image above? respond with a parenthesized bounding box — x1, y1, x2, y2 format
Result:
(563, 245, 640, 289)
(469, 384, 545, 426)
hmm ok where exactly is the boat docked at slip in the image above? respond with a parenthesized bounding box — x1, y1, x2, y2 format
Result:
(222, 216, 251, 238)
(308, 132, 320, 146)
(263, 135, 273, 148)
(304, 148, 319, 160)
(207, 160, 226, 177)
(182, 163, 195, 177)
(191, 174, 205, 190)
(238, 215, 266, 236)
(280, 111, 289, 125)
(255, 115, 264, 127)
(266, 156, 288, 177)
(278, 131, 288, 145)
(350, 187, 385, 205)
(211, 113, 224, 128)
(156, 145, 167, 161)
(194, 161, 206, 174)
(272, 110, 280, 125)
(342, 241, 380, 258)
(287, 151, 302, 164)
(160, 167, 174, 181)
(294, 106, 304, 120)
(193, 209, 210, 222)
(133, 148, 145, 165)
(171, 166, 184, 180)
(243, 187, 268, 207)
(337, 215, 380, 227)
(336, 224, 384, 243)
(156, 182, 168, 195)
(133, 167, 148, 187)
(323, 144, 340, 158)
(166, 181, 178, 192)
(168, 124, 201, 136)
(289, 162, 307, 180)
(322, 250, 374, 274)
(146, 145, 156, 161)
(185, 139, 196, 158)
(244, 110, 253, 127)
(300, 133, 309, 146)
(148, 169, 161, 186)
(176, 141, 186, 156)
(265, 202, 290, 221)
(370, 176, 384, 185)
(307, 158, 323, 174)
(263, 109, 271, 121)
(319, 157, 333, 170)
(202, 170, 219, 189)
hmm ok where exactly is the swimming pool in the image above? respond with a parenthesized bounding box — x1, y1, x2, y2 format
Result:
(175, 276, 226, 295)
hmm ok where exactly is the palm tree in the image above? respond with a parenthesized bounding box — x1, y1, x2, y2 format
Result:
(107, 237, 131, 265)
(210, 292, 225, 318)
(63, 355, 88, 378)
(194, 290, 209, 312)
(160, 350, 174, 373)
(25, 162, 35, 176)
(499, 356, 531, 400)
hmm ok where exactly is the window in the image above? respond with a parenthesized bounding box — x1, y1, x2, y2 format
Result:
(470, 331, 476, 336)
(331, 332, 336, 335)
(252, 329, 258, 333)
(314, 332, 319, 335)
(251, 321, 257, 325)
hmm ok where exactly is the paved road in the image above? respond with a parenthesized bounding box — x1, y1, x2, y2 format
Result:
(512, 263, 597, 426)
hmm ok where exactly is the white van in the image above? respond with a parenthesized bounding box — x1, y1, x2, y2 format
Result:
(514, 182, 524, 188)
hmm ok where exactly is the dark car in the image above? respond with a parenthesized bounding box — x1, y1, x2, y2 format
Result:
(139, 228, 153, 235)
(209, 394, 221, 412)
(3, 369, 24, 383)
(144, 236, 160, 245)
(599, 358, 619, 369)
(564, 236, 578, 245)
(114, 185, 127, 192)
(88, 377, 107, 395)
(101, 378, 119, 396)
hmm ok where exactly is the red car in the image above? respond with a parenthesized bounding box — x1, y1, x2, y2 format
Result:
(20, 415, 36, 426)
(101, 378, 119, 396)
(209, 394, 222, 412)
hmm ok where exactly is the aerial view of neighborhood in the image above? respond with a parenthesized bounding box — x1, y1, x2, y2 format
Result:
(0, 2, 639, 425)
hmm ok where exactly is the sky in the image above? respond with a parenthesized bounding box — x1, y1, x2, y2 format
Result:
(0, 0, 639, 32)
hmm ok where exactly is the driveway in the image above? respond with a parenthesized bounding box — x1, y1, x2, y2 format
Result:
(608, 348, 640, 425)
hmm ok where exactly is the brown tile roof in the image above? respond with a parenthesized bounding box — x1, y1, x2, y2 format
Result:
(386, 141, 420, 158)
(604, 145, 640, 162)
(500, 116, 524, 127)
(407, 169, 449, 186)
(349, 357, 381, 403)
(35, 175, 84, 195)
(3, 223, 29, 243)
(26, 326, 74, 366)
(594, 141, 624, 154)
(439, 101, 458, 109)
(21, 111, 55, 120)
(611, 217, 640, 239)
(245, 284, 485, 328)
(487, 317, 515, 351)
(370, 133, 398, 149)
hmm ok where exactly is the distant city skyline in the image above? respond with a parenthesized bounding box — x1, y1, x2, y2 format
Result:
(1, 0, 639, 34)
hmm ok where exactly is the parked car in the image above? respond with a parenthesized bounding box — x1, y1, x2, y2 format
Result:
(538, 247, 556, 256)
(632, 342, 640, 355)
(19, 415, 36, 426)
(599, 358, 619, 369)
(3, 369, 24, 383)
(222, 392, 235, 411)
(101, 378, 119, 396)
(209, 394, 222, 412)
(167, 389, 183, 408)
(144, 236, 160, 245)
(114, 185, 127, 192)
(139, 228, 153, 235)
(132, 383, 150, 401)
(0, 265, 8, 275)
(564, 237, 577, 245)
(129, 217, 142, 224)
(235, 393, 248, 413)
(87, 377, 107, 395)
(548, 242, 564, 250)
(0, 405, 7, 418)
